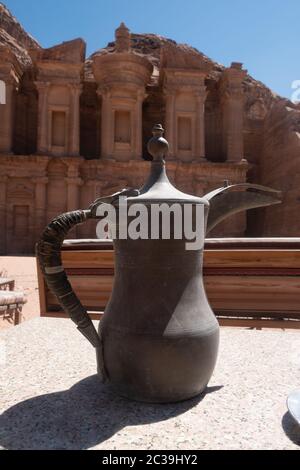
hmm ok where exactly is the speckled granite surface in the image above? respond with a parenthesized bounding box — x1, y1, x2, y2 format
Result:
(0, 317, 299, 450)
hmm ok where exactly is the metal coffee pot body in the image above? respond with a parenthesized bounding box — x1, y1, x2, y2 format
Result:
(100, 203, 217, 403)
(37, 125, 281, 403)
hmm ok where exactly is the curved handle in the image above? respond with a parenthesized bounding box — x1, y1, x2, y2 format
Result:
(36, 188, 139, 381)
(36, 209, 107, 379)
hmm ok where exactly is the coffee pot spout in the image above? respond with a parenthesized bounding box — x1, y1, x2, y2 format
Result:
(204, 183, 282, 235)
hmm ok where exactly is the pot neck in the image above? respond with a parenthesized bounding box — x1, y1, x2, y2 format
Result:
(139, 160, 171, 195)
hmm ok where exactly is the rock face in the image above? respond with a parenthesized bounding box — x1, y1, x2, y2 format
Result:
(0, 3, 40, 66)
(260, 101, 300, 236)
(0, 3, 299, 254)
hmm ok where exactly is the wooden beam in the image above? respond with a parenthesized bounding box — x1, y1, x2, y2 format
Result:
(40, 311, 300, 330)
(218, 318, 300, 329)
(37, 239, 300, 330)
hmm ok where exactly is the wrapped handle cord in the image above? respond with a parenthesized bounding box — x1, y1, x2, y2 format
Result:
(36, 189, 139, 380)
(36, 209, 103, 347)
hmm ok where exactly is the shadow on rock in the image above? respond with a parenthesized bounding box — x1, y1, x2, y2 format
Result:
(0, 375, 223, 450)
(282, 412, 300, 447)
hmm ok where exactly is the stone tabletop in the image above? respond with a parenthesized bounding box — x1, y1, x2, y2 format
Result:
(0, 317, 299, 450)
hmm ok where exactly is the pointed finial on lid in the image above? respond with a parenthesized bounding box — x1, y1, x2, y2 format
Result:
(146, 124, 169, 161)
(152, 123, 164, 136)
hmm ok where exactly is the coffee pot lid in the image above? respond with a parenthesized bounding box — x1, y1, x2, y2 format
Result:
(127, 125, 208, 205)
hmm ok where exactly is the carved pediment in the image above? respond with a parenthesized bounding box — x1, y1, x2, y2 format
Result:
(30, 39, 86, 64)
(160, 43, 212, 91)
(162, 68, 207, 91)
(160, 43, 212, 73)
(36, 63, 83, 81)
(8, 182, 34, 199)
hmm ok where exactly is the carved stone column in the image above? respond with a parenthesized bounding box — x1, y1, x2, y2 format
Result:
(222, 89, 245, 162)
(66, 175, 82, 237)
(66, 176, 82, 210)
(195, 85, 207, 160)
(220, 63, 247, 162)
(98, 87, 112, 159)
(69, 83, 82, 156)
(0, 82, 15, 153)
(0, 175, 8, 253)
(164, 90, 176, 158)
(77, 178, 95, 239)
(34, 177, 48, 239)
(65, 161, 82, 236)
(35, 81, 50, 154)
(135, 89, 145, 159)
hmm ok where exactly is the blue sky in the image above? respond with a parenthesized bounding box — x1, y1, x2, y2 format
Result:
(3, 0, 300, 99)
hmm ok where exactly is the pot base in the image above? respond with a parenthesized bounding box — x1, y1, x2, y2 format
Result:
(104, 382, 209, 404)
(97, 326, 219, 404)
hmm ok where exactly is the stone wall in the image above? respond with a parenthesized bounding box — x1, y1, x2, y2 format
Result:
(0, 155, 247, 254)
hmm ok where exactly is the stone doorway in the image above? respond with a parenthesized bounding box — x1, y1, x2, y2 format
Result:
(6, 203, 33, 254)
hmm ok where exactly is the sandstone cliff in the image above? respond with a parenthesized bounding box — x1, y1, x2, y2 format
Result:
(0, 2, 40, 67)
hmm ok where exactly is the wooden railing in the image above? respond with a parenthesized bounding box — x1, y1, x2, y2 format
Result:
(37, 238, 300, 329)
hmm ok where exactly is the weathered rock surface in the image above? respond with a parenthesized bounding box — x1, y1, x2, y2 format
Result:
(0, 2, 40, 66)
